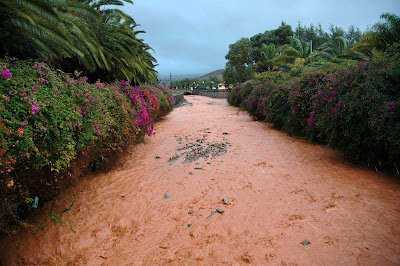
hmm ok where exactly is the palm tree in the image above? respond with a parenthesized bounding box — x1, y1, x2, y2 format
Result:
(260, 43, 278, 61)
(90, 5, 158, 83)
(0, 0, 158, 83)
(254, 43, 279, 72)
(351, 13, 400, 55)
(308, 36, 365, 62)
(275, 37, 310, 64)
(0, 0, 74, 59)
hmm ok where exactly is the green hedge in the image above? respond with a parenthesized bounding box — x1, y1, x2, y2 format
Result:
(0, 58, 173, 234)
(228, 60, 400, 170)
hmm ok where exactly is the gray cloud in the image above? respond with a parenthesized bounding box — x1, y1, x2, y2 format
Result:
(125, 0, 400, 75)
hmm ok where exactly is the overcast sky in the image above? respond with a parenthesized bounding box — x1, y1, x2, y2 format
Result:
(125, 0, 400, 75)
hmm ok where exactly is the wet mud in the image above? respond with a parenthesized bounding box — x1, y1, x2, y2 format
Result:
(1, 96, 399, 265)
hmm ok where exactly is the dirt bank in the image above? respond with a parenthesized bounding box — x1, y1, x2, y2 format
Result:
(1, 96, 399, 265)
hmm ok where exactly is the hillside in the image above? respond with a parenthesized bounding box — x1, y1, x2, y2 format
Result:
(199, 69, 225, 81)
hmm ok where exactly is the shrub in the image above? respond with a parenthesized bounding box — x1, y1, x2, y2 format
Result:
(227, 81, 254, 107)
(0, 58, 173, 234)
(253, 71, 291, 84)
(228, 59, 400, 170)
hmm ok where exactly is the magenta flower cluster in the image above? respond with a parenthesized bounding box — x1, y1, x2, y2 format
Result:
(229, 60, 399, 168)
(1, 69, 12, 80)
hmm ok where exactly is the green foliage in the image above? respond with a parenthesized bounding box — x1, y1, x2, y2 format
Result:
(294, 22, 330, 51)
(308, 37, 366, 63)
(227, 19, 368, 84)
(253, 71, 291, 84)
(275, 37, 310, 64)
(0, 0, 157, 83)
(372, 13, 400, 49)
(352, 13, 400, 55)
(224, 38, 254, 85)
(254, 44, 278, 72)
(250, 21, 294, 63)
(261, 44, 278, 61)
(0, 58, 173, 235)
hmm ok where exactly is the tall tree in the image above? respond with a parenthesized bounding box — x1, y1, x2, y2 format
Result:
(224, 37, 254, 84)
(351, 13, 400, 56)
(250, 21, 293, 64)
(345, 25, 362, 46)
(294, 23, 333, 51)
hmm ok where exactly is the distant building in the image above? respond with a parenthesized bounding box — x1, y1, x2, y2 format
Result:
(218, 83, 227, 90)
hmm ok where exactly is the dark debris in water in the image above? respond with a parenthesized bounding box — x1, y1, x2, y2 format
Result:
(168, 155, 180, 164)
(182, 141, 228, 163)
(171, 134, 229, 164)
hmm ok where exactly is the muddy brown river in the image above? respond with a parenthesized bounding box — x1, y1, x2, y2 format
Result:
(1, 95, 400, 265)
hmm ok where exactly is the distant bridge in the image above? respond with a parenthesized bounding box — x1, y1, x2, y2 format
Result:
(174, 88, 228, 99)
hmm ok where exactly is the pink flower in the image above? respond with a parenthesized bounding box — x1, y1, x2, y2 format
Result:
(1, 69, 12, 80)
(119, 80, 129, 86)
(307, 111, 315, 126)
(31, 104, 40, 115)
(39, 77, 48, 84)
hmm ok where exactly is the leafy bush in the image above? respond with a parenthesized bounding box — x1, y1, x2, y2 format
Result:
(0, 58, 173, 234)
(227, 81, 254, 107)
(228, 59, 400, 170)
(253, 71, 291, 84)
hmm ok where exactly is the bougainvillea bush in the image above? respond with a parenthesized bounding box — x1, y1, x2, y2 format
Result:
(228, 60, 400, 170)
(0, 58, 173, 234)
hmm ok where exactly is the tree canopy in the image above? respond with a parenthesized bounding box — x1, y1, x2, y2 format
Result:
(224, 13, 399, 85)
(0, 0, 157, 83)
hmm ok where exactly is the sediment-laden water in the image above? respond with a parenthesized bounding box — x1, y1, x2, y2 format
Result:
(1, 96, 399, 265)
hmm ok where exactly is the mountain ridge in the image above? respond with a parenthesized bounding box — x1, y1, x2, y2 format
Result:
(199, 69, 224, 81)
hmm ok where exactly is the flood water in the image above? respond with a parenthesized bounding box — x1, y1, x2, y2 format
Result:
(1, 95, 399, 265)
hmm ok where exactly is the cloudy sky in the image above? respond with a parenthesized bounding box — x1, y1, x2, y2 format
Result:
(125, 0, 400, 75)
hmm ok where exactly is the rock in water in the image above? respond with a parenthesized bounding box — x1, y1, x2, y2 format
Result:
(300, 240, 311, 246)
(223, 197, 229, 205)
(164, 193, 173, 199)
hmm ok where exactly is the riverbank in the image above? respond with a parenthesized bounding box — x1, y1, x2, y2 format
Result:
(1, 96, 399, 265)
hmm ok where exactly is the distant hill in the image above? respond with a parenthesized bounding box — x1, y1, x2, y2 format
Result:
(199, 69, 224, 81)
(158, 69, 225, 84)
